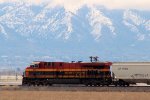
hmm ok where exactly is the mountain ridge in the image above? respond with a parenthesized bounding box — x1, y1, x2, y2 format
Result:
(0, 2, 150, 68)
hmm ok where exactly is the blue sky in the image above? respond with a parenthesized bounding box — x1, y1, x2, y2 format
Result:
(0, 0, 150, 12)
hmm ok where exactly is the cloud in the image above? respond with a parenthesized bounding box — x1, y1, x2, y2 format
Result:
(0, 0, 150, 13)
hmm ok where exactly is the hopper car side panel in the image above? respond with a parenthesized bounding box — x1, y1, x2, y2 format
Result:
(112, 62, 150, 84)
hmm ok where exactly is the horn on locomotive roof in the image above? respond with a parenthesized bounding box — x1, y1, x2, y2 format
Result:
(89, 56, 99, 62)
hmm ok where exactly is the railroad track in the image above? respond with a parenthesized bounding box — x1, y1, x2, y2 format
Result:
(1, 85, 150, 92)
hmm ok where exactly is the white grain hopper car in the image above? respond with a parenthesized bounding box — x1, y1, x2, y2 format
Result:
(112, 62, 150, 85)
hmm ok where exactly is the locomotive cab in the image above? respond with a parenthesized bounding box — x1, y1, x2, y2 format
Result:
(30, 62, 40, 68)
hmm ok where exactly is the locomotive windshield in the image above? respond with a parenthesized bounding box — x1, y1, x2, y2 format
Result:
(30, 64, 39, 68)
(23, 71, 26, 77)
(30, 62, 40, 68)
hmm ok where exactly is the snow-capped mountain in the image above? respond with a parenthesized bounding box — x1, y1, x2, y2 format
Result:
(0, 1, 150, 68)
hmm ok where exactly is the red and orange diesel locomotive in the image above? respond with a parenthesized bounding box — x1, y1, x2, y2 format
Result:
(22, 57, 112, 86)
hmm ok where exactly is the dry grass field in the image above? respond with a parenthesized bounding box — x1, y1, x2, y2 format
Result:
(1, 91, 150, 100)
(1, 86, 150, 100)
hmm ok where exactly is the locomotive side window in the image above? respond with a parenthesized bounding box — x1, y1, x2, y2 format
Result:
(60, 63, 63, 66)
(30, 64, 39, 68)
(34, 64, 39, 68)
(48, 62, 51, 66)
(44, 62, 47, 66)
(99, 66, 104, 69)
(30, 65, 34, 68)
(52, 62, 54, 67)
(44, 63, 46, 66)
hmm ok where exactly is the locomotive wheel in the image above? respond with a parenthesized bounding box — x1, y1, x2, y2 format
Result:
(43, 81, 48, 86)
(126, 83, 129, 87)
(124, 83, 129, 87)
(39, 82, 44, 86)
(114, 81, 118, 87)
(48, 84, 52, 86)
(22, 82, 26, 86)
(101, 83, 105, 86)
(115, 84, 118, 87)
(22, 83, 28, 86)
(44, 83, 48, 86)
(27, 83, 31, 86)
(31, 82, 36, 86)
(119, 83, 122, 87)
(85, 84, 89, 87)
(35, 82, 40, 86)
(96, 84, 100, 87)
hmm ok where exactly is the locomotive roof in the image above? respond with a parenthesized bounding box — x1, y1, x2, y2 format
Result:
(31, 61, 40, 65)
(31, 61, 112, 64)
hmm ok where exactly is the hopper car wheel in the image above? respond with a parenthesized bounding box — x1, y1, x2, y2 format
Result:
(117, 80, 125, 87)
(119, 81, 129, 87)
(125, 83, 129, 87)
(48, 84, 52, 86)
(119, 83, 123, 87)
(114, 81, 120, 87)
(120, 83, 125, 87)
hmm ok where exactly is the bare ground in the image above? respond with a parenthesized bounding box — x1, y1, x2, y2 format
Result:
(1, 91, 150, 100)
(1, 86, 150, 100)
(1, 85, 150, 92)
